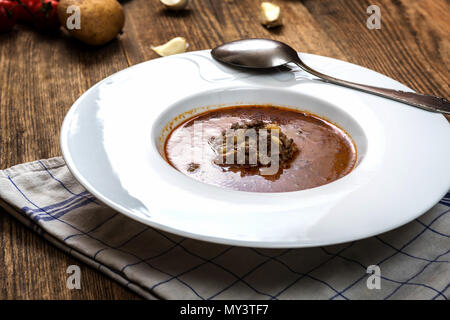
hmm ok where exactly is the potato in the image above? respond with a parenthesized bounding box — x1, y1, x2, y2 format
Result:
(57, 0, 125, 46)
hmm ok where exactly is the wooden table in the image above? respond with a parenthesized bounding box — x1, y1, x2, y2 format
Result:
(0, 0, 448, 299)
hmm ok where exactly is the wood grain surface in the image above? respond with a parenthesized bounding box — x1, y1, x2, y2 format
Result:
(0, 0, 448, 299)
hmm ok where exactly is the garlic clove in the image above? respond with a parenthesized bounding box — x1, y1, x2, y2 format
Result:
(260, 2, 282, 28)
(160, 0, 189, 10)
(151, 37, 189, 56)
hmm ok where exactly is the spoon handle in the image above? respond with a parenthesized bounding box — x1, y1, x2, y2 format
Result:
(294, 61, 450, 115)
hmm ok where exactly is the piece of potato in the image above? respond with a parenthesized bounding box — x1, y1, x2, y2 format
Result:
(152, 37, 189, 56)
(160, 0, 189, 10)
(265, 123, 281, 131)
(271, 135, 282, 146)
(260, 2, 282, 28)
(57, 0, 125, 46)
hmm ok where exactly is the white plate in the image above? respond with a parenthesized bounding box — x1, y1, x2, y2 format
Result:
(60, 50, 450, 248)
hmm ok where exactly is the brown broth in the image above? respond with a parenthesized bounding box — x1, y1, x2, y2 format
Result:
(164, 106, 356, 192)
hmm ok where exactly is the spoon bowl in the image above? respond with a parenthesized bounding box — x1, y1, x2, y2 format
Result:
(211, 38, 299, 69)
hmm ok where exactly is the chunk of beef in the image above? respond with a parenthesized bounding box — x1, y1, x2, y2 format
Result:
(211, 120, 298, 171)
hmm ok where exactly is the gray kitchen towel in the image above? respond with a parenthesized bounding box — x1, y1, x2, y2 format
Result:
(0, 157, 448, 300)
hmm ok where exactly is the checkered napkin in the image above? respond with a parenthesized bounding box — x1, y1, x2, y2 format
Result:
(0, 157, 449, 300)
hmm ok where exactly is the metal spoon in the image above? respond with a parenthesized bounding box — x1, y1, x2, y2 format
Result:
(211, 38, 450, 115)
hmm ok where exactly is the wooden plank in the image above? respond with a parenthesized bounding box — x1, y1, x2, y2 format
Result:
(0, 25, 137, 299)
(301, 0, 449, 96)
(120, 0, 346, 64)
